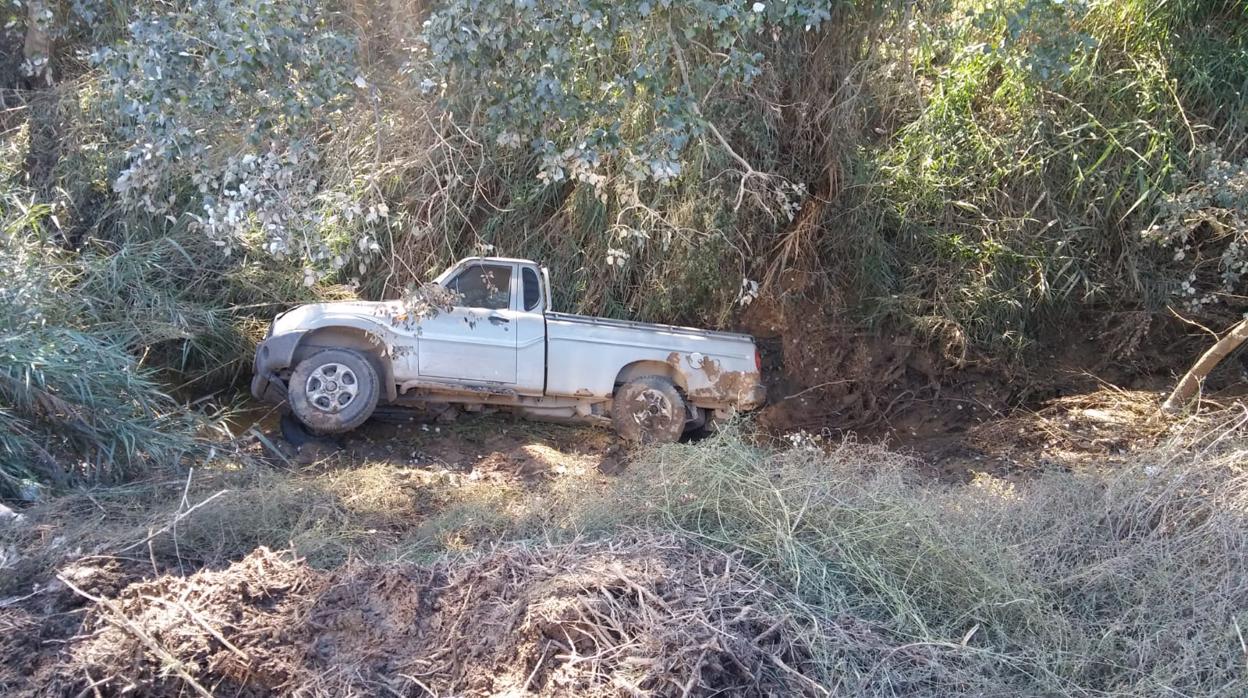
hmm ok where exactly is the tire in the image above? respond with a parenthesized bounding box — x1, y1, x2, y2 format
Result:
(612, 375, 688, 443)
(684, 407, 714, 441)
(287, 348, 380, 435)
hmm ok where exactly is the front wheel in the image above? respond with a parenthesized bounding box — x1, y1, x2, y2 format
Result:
(287, 348, 380, 434)
(612, 376, 687, 443)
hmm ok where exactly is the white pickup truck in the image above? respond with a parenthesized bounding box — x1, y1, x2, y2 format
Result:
(252, 257, 765, 442)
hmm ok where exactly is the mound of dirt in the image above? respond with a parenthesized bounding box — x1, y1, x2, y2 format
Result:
(741, 286, 1008, 438)
(38, 538, 822, 696)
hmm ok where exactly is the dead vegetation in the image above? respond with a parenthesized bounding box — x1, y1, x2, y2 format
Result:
(30, 538, 823, 697)
(600, 411, 1248, 696)
(3, 406, 1248, 696)
(964, 387, 1170, 472)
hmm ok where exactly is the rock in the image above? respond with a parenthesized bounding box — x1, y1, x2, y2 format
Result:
(17, 480, 42, 502)
(0, 501, 25, 524)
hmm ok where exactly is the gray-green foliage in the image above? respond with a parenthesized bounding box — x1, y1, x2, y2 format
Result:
(98, 0, 355, 145)
(411, 0, 1248, 358)
(81, 0, 1248, 357)
(0, 1, 374, 494)
(417, 0, 825, 206)
(98, 0, 371, 281)
(41, 0, 1248, 358)
(1143, 150, 1248, 315)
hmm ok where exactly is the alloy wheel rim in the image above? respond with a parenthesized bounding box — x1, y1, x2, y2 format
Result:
(305, 363, 359, 413)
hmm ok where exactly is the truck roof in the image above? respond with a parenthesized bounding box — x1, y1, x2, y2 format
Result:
(454, 256, 539, 266)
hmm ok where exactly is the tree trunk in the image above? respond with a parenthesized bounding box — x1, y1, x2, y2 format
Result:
(20, 1, 64, 195)
(22, 0, 52, 86)
(1161, 318, 1248, 414)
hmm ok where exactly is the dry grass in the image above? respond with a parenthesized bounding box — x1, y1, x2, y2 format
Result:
(595, 416, 1248, 695)
(967, 387, 1170, 469)
(0, 438, 611, 593)
(4, 408, 1247, 696)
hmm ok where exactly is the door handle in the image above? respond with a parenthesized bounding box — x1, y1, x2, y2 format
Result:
(488, 315, 510, 325)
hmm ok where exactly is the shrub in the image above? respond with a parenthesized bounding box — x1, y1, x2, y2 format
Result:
(0, 221, 204, 496)
(841, 0, 1248, 358)
(0, 163, 346, 494)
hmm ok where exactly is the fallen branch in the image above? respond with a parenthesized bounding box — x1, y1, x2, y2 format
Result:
(1162, 318, 1248, 414)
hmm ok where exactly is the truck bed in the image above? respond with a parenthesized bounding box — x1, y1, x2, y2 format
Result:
(545, 312, 753, 342)
(543, 311, 760, 405)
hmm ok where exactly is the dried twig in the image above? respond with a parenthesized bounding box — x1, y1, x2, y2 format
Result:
(57, 575, 214, 698)
(144, 596, 252, 663)
(116, 489, 229, 554)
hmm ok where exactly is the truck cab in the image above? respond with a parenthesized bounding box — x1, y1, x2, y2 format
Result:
(414, 257, 551, 391)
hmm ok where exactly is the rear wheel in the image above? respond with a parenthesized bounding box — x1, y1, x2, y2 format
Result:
(287, 348, 380, 434)
(612, 376, 687, 443)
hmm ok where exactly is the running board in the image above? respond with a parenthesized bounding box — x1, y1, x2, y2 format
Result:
(397, 379, 519, 400)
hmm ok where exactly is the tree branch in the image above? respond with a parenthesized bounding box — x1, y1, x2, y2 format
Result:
(1162, 318, 1248, 414)
(666, 18, 767, 211)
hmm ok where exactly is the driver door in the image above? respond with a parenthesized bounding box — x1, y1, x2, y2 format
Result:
(416, 261, 519, 384)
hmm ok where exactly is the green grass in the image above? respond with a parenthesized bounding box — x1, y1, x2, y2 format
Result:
(0, 208, 206, 495)
(0, 164, 322, 496)
(825, 0, 1248, 358)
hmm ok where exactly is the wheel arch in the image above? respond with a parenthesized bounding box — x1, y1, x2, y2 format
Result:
(613, 360, 687, 393)
(293, 325, 397, 401)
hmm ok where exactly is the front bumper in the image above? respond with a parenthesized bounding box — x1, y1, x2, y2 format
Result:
(250, 330, 306, 403)
(250, 371, 287, 404)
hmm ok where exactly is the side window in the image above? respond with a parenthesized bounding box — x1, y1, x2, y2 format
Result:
(522, 268, 542, 311)
(447, 264, 512, 309)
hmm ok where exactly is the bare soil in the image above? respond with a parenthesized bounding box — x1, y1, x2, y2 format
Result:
(233, 381, 1175, 498)
(736, 270, 1220, 456)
